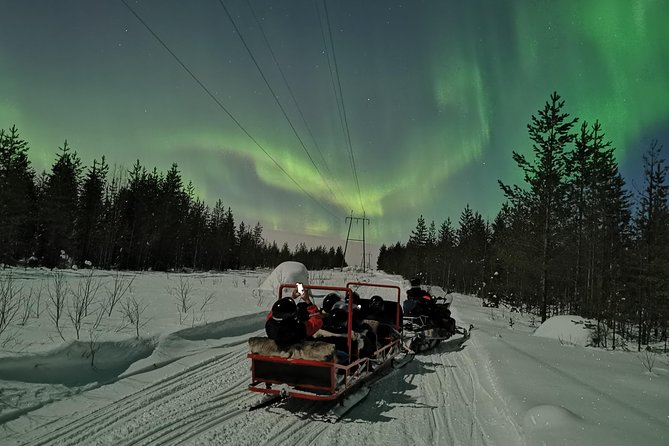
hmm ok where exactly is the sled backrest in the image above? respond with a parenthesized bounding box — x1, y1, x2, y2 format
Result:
(346, 282, 402, 329)
(356, 297, 402, 328)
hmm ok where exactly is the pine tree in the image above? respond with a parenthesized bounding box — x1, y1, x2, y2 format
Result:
(408, 215, 429, 248)
(408, 215, 429, 276)
(565, 121, 596, 313)
(38, 141, 82, 267)
(633, 140, 669, 349)
(118, 161, 161, 270)
(157, 164, 187, 269)
(0, 126, 36, 264)
(279, 242, 291, 263)
(499, 92, 577, 322)
(76, 157, 108, 266)
(456, 206, 489, 296)
(437, 218, 456, 289)
(592, 139, 631, 348)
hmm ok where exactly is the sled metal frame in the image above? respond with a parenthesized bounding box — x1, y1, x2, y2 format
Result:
(248, 282, 403, 402)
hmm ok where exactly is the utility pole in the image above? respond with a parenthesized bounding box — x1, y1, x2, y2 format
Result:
(341, 211, 370, 272)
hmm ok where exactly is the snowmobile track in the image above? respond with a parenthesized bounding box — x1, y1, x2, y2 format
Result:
(17, 342, 343, 446)
(23, 348, 256, 446)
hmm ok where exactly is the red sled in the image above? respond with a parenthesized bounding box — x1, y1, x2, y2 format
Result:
(247, 282, 408, 409)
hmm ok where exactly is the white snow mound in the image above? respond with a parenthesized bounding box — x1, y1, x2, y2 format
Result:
(533, 315, 595, 347)
(257, 261, 309, 293)
(523, 404, 581, 429)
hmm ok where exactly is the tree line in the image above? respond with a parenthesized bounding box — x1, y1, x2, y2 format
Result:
(378, 92, 668, 351)
(0, 126, 345, 272)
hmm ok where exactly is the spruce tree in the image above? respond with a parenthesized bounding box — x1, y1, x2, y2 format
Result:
(408, 215, 429, 276)
(38, 141, 82, 267)
(634, 140, 669, 349)
(0, 126, 36, 264)
(499, 92, 577, 322)
(437, 218, 456, 289)
(77, 157, 108, 266)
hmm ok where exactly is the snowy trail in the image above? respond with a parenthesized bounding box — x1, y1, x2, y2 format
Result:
(23, 348, 253, 446)
(5, 317, 524, 446)
(3, 269, 667, 445)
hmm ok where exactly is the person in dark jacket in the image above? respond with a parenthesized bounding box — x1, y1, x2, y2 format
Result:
(403, 277, 434, 317)
(265, 287, 322, 349)
(403, 277, 456, 335)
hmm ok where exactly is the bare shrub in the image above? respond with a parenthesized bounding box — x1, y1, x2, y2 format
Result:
(34, 281, 43, 318)
(0, 273, 22, 339)
(105, 271, 135, 317)
(200, 291, 215, 312)
(85, 303, 108, 368)
(558, 335, 576, 347)
(19, 282, 44, 323)
(68, 270, 103, 340)
(119, 294, 148, 339)
(171, 276, 193, 324)
(46, 271, 68, 341)
(18, 286, 35, 326)
(638, 349, 657, 373)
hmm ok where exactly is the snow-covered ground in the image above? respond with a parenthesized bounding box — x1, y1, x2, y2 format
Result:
(0, 267, 667, 445)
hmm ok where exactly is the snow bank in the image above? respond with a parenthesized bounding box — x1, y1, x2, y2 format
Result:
(0, 339, 154, 387)
(533, 315, 595, 347)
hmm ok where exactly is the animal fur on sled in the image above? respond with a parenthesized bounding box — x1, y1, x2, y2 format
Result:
(248, 337, 336, 362)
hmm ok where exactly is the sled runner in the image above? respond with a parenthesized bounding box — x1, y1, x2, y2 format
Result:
(247, 282, 409, 420)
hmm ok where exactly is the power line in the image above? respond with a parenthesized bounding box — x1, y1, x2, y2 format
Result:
(322, 0, 365, 215)
(217, 0, 344, 211)
(244, 0, 353, 212)
(119, 0, 340, 220)
(314, 0, 356, 213)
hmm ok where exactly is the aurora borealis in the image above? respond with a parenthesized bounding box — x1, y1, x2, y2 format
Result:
(1, 0, 667, 263)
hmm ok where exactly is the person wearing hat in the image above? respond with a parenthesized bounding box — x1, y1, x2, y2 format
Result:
(265, 285, 323, 349)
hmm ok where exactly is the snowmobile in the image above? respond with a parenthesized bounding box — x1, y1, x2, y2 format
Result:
(247, 282, 410, 421)
(401, 294, 471, 353)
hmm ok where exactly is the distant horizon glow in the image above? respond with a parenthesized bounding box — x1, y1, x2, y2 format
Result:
(1, 0, 667, 255)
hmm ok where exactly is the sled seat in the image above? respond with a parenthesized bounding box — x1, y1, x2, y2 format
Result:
(248, 337, 337, 393)
(357, 298, 402, 328)
(248, 337, 336, 361)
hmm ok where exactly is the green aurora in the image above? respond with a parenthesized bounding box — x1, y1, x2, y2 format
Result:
(1, 0, 667, 258)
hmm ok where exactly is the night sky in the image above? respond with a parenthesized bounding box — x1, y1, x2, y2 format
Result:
(1, 1, 667, 264)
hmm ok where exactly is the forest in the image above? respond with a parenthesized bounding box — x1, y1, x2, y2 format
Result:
(378, 92, 668, 352)
(0, 128, 345, 272)
(2, 92, 667, 352)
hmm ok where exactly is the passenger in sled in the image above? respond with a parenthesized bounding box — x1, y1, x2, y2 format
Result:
(403, 277, 456, 336)
(314, 292, 376, 363)
(364, 295, 400, 346)
(265, 284, 323, 350)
